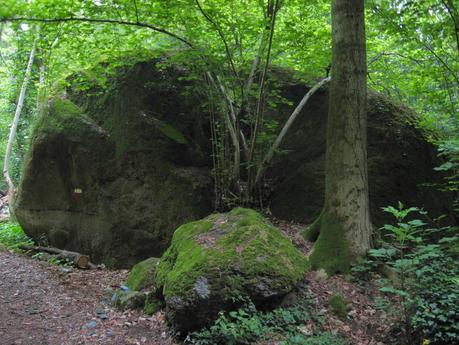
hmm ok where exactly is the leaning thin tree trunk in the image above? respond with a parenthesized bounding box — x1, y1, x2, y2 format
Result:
(3, 39, 37, 201)
(254, 77, 331, 185)
(36, 57, 45, 113)
(307, 0, 371, 274)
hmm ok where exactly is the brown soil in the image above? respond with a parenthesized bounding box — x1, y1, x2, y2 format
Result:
(273, 218, 394, 345)
(1, 218, 395, 345)
(0, 248, 176, 345)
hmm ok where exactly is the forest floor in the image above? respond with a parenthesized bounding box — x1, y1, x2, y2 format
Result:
(0, 248, 176, 345)
(0, 220, 394, 345)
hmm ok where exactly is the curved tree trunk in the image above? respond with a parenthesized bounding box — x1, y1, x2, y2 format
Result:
(306, 0, 371, 274)
(3, 39, 36, 202)
(254, 77, 330, 185)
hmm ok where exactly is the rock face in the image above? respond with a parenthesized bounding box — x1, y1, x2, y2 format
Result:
(265, 71, 455, 226)
(155, 208, 308, 333)
(113, 257, 162, 315)
(14, 62, 214, 267)
(14, 61, 455, 267)
(126, 257, 159, 291)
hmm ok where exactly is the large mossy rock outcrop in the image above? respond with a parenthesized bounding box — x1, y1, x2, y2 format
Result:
(14, 62, 214, 267)
(14, 60, 455, 267)
(265, 70, 455, 226)
(155, 208, 307, 333)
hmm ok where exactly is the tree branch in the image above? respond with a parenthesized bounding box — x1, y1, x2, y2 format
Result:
(1, 16, 194, 48)
(133, 0, 140, 24)
(244, 30, 267, 97)
(248, 0, 280, 171)
(441, 0, 459, 54)
(206, 72, 241, 180)
(254, 77, 331, 185)
(194, 0, 241, 86)
(422, 41, 459, 85)
(368, 51, 424, 65)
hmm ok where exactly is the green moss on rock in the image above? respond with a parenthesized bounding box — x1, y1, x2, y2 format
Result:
(33, 98, 84, 136)
(155, 208, 308, 332)
(143, 293, 162, 315)
(113, 290, 146, 311)
(126, 257, 159, 291)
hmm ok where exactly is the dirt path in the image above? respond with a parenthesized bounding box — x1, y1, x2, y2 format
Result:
(0, 249, 176, 345)
(0, 222, 392, 345)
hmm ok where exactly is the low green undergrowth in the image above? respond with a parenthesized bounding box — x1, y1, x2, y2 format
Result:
(187, 298, 347, 345)
(0, 222, 33, 250)
(31, 251, 73, 267)
(0, 222, 73, 267)
(353, 203, 459, 345)
(282, 332, 348, 345)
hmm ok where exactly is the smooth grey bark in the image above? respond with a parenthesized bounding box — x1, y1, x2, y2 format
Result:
(308, 0, 372, 273)
(3, 39, 36, 199)
(36, 59, 45, 112)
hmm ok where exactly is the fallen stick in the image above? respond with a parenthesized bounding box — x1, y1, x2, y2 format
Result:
(19, 245, 91, 269)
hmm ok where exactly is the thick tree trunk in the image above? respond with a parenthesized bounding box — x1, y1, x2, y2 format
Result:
(307, 0, 371, 274)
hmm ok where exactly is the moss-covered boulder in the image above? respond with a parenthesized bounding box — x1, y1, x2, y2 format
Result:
(126, 257, 159, 291)
(265, 73, 456, 226)
(14, 60, 455, 268)
(155, 208, 307, 333)
(113, 290, 146, 311)
(113, 257, 162, 314)
(14, 62, 214, 267)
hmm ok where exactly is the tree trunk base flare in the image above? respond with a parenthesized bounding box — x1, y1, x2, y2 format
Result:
(19, 245, 92, 269)
(307, 209, 352, 274)
(306, 207, 373, 274)
(301, 209, 323, 242)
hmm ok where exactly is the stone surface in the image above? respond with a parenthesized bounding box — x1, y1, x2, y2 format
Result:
(14, 62, 214, 267)
(265, 70, 455, 226)
(155, 208, 308, 333)
(14, 61, 455, 267)
(126, 257, 159, 291)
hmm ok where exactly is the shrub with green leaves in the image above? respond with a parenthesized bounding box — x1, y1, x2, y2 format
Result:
(367, 203, 459, 345)
(328, 294, 350, 319)
(411, 242, 459, 344)
(188, 301, 308, 345)
(187, 298, 347, 345)
(0, 222, 33, 249)
(435, 140, 459, 213)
